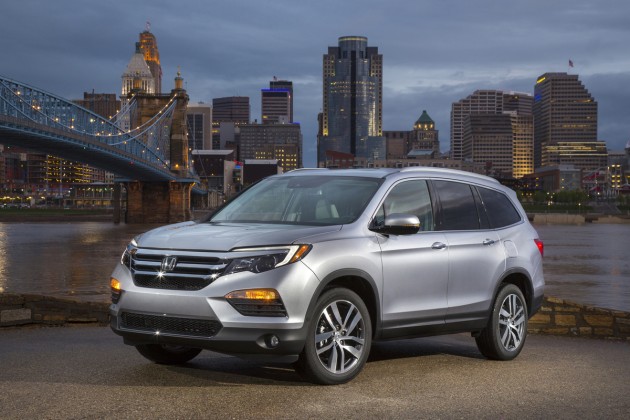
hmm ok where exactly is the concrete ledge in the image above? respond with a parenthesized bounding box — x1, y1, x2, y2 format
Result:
(1, 293, 629, 341)
(0, 294, 109, 327)
(529, 296, 630, 340)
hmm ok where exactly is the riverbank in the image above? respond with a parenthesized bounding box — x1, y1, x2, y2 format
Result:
(1, 293, 628, 341)
(2, 210, 630, 224)
(531, 213, 630, 225)
(0, 208, 113, 222)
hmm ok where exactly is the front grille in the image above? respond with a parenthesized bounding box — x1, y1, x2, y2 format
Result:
(121, 312, 222, 338)
(130, 250, 227, 291)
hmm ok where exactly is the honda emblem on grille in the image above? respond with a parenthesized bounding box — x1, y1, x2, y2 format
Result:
(161, 256, 177, 272)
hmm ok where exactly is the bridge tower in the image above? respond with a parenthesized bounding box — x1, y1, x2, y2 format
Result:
(115, 72, 195, 224)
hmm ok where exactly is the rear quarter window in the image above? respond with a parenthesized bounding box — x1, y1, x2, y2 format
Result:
(477, 187, 522, 228)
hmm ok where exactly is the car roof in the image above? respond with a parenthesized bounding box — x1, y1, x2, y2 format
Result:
(285, 167, 500, 185)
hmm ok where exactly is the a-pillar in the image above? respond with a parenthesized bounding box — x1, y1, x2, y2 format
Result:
(125, 181, 193, 224)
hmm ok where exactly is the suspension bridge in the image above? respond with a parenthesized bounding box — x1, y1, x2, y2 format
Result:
(0, 75, 202, 223)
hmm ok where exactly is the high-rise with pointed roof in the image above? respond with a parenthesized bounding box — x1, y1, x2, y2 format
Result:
(318, 36, 384, 165)
(410, 110, 439, 154)
(139, 27, 162, 93)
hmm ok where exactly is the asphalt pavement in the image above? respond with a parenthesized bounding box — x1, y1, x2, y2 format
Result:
(0, 325, 628, 419)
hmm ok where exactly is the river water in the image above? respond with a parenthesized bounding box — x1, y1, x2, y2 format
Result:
(0, 222, 629, 311)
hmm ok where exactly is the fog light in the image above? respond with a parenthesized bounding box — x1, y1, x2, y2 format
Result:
(268, 335, 280, 348)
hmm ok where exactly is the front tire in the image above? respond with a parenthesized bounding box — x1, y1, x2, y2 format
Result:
(135, 344, 202, 365)
(476, 283, 528, 360)
(296, 288, 372, 385)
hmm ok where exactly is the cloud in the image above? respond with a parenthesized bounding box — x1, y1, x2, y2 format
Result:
(1, 0, 628, 168)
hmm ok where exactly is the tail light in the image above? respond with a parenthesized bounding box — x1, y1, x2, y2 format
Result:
(534, 239, 544, 257)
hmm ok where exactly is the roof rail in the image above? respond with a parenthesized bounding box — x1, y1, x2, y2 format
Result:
(286, 168, 330, 173)
(399, 167, 499, 184)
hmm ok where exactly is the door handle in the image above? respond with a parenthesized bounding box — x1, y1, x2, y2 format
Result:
(483, 239, 496, 246)
(431, 242, 447, 250)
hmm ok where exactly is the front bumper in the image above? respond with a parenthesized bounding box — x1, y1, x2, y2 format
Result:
(109, 260, 318, 356)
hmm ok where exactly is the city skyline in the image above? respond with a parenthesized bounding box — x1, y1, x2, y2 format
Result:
(1, 0, 629, 168)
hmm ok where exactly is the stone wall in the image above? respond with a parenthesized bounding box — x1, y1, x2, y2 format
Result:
(1, 294, 629, 341)
(528, 296, 630, 340)
(0, 294, 109, 327)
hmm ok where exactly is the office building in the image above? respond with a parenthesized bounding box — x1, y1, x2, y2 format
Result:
(463, 114, 514, 177)
(409, 110, 439, 155)
(511, 113, 535, 178)
(74, 92, 120, 120)
(451, 90, 504, 161)
(239, 123, 302, 171)
(186, 103, 213, 150)
(533, 72, 599, 169)
(452, 91, 533, 177)
(262, 79, 293, 124)
(318, 36, 384, 165)
(212, 96, 250, 149)
(384, 110, 440, 160)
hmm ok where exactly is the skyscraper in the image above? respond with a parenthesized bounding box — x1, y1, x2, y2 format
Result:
(463, 114, 514, 177)
(186, 103, 213, 151)
(453, 91, 534, 178)
(262, 79, 293, 124)
(211, 96, 250, 149)
(318, 36, 383, 165)
(450, 90, 504, 161)
(533, 72, 601, 170)
(139, 26, 162, 93)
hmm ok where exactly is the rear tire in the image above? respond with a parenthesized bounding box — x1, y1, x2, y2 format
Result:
(295, 288, 372, 385)
(135, 344, 202, 365)
(476, 283, 528, 360)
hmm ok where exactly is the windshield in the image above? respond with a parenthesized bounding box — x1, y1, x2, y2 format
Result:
(210, 175, 383, 225)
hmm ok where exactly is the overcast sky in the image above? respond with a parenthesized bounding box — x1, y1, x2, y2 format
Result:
(2, 0, 629, 167)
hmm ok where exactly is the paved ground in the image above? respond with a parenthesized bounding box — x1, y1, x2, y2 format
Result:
(0, 325, 628, 419)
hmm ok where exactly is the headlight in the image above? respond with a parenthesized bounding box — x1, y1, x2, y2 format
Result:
(120, 237, 139, 268)
(223, 244, 311, 276)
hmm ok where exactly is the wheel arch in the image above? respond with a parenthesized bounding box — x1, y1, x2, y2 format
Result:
(306, 269, 381, 339)
(496, 268, 534, 316)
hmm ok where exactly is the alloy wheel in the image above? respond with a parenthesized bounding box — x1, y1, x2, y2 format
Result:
(314, 299, 366, 374)
(498, 293, 526, 352)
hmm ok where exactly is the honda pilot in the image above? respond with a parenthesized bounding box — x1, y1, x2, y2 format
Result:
(110, 167, 544, 384)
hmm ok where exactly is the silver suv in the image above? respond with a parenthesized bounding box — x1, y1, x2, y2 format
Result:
(110, 168, 544, 384)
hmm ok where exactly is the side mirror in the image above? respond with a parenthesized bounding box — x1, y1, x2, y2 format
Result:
(370, 213, 420, 235)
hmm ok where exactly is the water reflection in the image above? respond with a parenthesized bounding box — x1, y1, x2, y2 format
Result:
(0, 222, 154, 301)
(0, 222, 628, 312)
(535, 223, 630, 312)
(0, 226, 7, 293)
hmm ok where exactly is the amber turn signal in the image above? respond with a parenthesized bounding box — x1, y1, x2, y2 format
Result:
(225, 289, 280, 301)
(110, 278, 122, 291)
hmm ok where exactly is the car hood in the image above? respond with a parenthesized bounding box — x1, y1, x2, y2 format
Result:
(135, 221, 342, 251)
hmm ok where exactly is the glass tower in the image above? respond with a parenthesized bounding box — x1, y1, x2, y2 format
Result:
(318, 36, 383, 165)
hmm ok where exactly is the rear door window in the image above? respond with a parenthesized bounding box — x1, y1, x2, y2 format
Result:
(433, 180, 480, 231)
